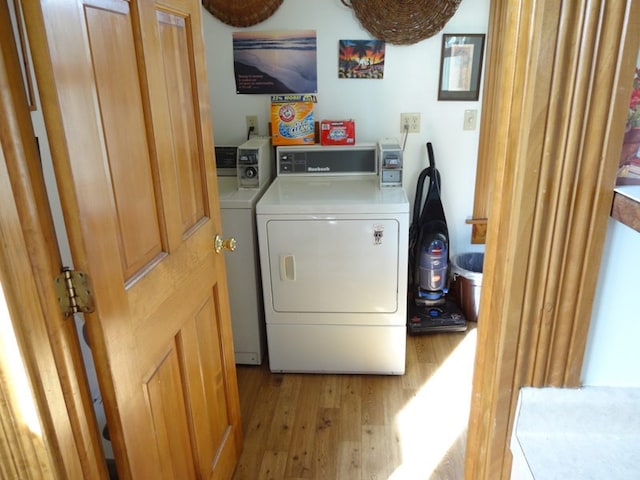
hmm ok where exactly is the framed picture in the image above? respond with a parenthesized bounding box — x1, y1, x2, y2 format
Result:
(232, 30, 318, 94)
(338, 40, 386, 79)
(438, 34, 485, 101)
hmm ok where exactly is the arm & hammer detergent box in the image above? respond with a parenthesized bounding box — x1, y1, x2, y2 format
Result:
(320, 119, 356, 145)
(270, 94, 316, 145)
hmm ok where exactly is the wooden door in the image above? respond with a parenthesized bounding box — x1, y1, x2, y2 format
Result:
(22, 1, 242, 478)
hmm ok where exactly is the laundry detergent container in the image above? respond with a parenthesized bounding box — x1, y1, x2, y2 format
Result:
(452, 252, 484, 322)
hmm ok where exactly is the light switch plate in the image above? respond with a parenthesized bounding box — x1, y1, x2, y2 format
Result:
(463, 109, 478, 130)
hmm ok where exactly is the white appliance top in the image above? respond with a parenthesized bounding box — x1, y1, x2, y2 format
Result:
(217, 176, 269, 209)
(257, 143, 409, 215)
(256, 176, 409, 215)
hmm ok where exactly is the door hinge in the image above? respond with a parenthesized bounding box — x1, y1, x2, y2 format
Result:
(54, 267, 95, 317)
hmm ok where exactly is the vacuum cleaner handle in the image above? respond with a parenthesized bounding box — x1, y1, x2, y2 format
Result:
(412, 167, 430, 227)
(412, 142, 437, 227)
(427, 142, 436, 170)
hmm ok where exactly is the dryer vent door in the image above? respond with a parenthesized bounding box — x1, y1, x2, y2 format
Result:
(265, 219, 400, 313)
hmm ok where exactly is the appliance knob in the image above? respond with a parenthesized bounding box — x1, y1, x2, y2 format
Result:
(245, 167, 257, 178)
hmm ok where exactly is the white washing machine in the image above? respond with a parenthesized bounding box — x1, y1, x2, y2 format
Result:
(256, 144, 409, 374)
(216, 139, 273, 364)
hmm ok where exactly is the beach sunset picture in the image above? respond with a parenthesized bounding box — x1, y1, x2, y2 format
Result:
(338, 40, 385, 79)
(233, 30, 318, 94)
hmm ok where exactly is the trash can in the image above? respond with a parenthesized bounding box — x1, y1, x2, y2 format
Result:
(451, 252, 484, 322)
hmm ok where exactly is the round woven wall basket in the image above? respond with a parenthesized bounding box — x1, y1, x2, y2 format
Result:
(201, 0, 283, 28)
(347, 0, 462, 45)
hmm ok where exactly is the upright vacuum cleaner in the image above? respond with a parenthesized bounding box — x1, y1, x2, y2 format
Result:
(407, 142, 467, 334)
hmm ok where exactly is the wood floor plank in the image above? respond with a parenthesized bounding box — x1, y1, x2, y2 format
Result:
(361, 376, 387, 426)
(413, 334, 437, 364)
(382, 374, 405, 471)
(336, 440, 361, 479)
(266, 374, 303, 451)
(431, 431, 467, 480)
(402, 336, 423, 390)
(361, 424, 394, 479)
(318, 374, 341, 408)
(233, 327, 476, 480)
(233, 381, 282, 480)
(312, 407, 339, 479)
(242, 382, 280, 449)
(258, 450, 287, 480)
(337, 375, 362, 443)
(236, 360, 265, 433)
(284, 375, 322, 478)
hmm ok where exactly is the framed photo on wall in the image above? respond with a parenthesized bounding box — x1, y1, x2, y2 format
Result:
(232, 30, 318, 94)
(438, 34, 485, 101)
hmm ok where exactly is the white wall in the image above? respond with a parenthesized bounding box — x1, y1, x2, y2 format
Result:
(582, 218, 640, 386)
(201, 1, 640, 387)
(582, 48, 640, 387)
(201, 0, 489, 258)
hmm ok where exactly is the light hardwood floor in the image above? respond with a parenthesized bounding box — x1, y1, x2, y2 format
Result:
(232, 325, 477, 480)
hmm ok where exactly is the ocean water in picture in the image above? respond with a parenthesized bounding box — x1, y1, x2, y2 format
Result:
(233, 30, 318, 94)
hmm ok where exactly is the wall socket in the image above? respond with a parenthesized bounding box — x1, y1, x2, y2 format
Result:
(246, 115, 258, 134)
(400, 112, 421, 133)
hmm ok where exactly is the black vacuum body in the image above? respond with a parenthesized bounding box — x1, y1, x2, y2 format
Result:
(407, 143, 466, 334)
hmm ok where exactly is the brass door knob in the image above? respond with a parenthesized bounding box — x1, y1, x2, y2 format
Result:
(214, 235, 237, 253)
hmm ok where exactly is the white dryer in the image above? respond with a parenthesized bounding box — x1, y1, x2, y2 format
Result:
(256, 144, 409, 374)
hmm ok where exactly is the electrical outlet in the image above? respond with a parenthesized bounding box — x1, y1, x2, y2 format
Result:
(463, 109, 478, 130)
(400, 113, 421, 133)
(246, 115, 258, 135)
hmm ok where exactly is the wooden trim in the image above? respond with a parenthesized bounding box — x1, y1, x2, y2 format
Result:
(465, 0, 640, 479)
(611, 192, 640, 232)
(8, 0, 36, 110)
(0, 146, 56, 480)
(0, 1, 108, 478)
(468, 0, 505, 245)
(465, 217, 487, 244)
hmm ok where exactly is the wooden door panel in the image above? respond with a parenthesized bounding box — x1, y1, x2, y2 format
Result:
(179, 291, 237, 478)
(145, 347, 197, 479)
(129, 227, 213, 330)
(85, 1, 165, 280)
(156, 10, 207, 235)
(180, 303, 218, 476)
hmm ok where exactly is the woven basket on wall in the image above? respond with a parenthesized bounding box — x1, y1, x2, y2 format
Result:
(346, 0, 462, 45)
(201, 0, 283, 28)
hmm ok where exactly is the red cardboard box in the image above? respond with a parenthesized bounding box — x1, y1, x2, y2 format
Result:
(320, 120, 355, 145)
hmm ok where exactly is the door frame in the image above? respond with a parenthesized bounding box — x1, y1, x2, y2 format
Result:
(1, 1, 639, 479)
(0, 1, 107, 477)
(465, 0, 640, 478)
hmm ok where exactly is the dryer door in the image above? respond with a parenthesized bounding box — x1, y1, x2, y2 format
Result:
(265, 218, 400, 313)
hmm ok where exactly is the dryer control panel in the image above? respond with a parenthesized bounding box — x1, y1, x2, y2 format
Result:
(276, 144, 377, 176)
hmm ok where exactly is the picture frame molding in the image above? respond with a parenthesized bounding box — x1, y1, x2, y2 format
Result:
(438, 33, 486, 101)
